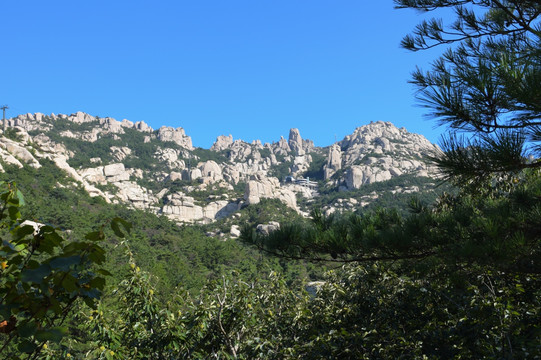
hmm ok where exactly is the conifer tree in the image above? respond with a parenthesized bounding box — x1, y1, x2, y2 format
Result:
(395, 0, 541, 186)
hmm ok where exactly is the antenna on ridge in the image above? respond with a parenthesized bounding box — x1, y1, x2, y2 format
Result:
(1, 105, 8, 132)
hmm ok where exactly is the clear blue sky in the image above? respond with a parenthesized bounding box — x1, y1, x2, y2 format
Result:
(2, 1, 449, 148)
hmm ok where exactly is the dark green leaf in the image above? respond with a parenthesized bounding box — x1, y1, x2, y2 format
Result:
(17, 339, 37, 353)
(8, 206, 21, 221)
(111, 217, 132, 238)
(21, 264, 51, 284)
(14, 225, 35, 239)
(35, 327, 67, 343)
(89, 276, 106, 290)
(49, 255, 81, 271)
(85, 230, 104, 241)
(62, 274, 78, 293)
(17, 320, 37, 338)
(97, 269, 112, 276)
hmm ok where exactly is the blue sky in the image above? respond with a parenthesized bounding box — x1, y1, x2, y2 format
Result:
(2, 1, 449, 148)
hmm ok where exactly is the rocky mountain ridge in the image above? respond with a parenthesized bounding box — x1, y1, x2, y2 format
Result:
(1, 111, 441, 228)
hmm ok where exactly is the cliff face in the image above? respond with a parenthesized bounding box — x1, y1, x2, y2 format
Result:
(1, 112, 440, 224)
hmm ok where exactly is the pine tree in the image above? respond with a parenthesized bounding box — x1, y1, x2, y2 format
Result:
(395, 0, 541, 186)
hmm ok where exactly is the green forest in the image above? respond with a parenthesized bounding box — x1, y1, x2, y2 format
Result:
(1, 1, 541, 359)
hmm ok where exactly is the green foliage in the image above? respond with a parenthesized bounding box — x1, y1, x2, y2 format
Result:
(0, 182, 126, 359)
(41, 256, 541, 359)
(244, 174, 541, 272)
(259, 147, 271, 159)
(290, 264, 540, 359)
(241, 172, 541, 357)
(302, 151, 326, 180)
(239, 198, 303, 225)
(48, 134, 118, 168)
(268, 160, 293, 181)
(81, 263, 310, 359)
(3, 128, 24, 142)
(313, 173, 451, 215)
(191, 148, 229, 164)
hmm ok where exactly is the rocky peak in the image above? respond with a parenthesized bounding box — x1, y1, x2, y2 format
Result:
(2, 111, 443, 224)
(211, 135, 234, 151)
(156, 126, 193, 149)
(323, 144, 342, 180)
(288, 128, 304, 155)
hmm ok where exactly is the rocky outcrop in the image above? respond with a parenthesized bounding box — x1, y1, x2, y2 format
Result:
(111, 146, 132, 162)
(323, 144, 342, 180)
(100, 118, 125, 134)
(162, 194, 203, 222)
(230, 224, 241, 238)
(32, 134, 70, 156)
(256, 221, 280, 235)
(155, 148, 185, 169)
(334, 121, 438, 188)
(345, 165, 392, 189)
(210, 136, 262, 163)
(339, 121, 436, 166)
(244, 175, 297, 210)
(134, 121, 152, 132)
(211, 135, 234, 151)
(114, 181, 157, 210)
(4, 110, 441, 224)
(0, 138, 41, 169)
(161, 192, 239, 223)
(274, 136, 291, 155)
(157, 126, 193, 149)
(182, 168, 202, 181)
(71, 111, 96, 124)
(288, 128, 304, 155)
(204, 200, 239, 220)
(199, 160, 223, 183)
(290, 154, 312, 177)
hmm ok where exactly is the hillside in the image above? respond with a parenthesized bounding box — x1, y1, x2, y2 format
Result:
(3, 111, 447, 231)
(0, 110, 452, 292)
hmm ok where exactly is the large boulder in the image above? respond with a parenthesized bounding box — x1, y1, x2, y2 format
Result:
(288, 128, 304, 155)
(182, 168, 202, 181)
(203, 201, 239, 220)
(79, 167, 106, 184)
(345, 165, 392, 189)
(69, 111, 95, 124)
(244, 176, 297, 210)
(104, 163, 126, 177)
(199, 160, 222, 178)
(157, 126, 193, 149)
(135, 120, 153, 132)
(211, 135, 234, 151)
(256, 221, 280, 236)
(114, 181, 156, 209)
(162, 193, 204, 223)
(0, 139, 41, 168)
(230, 225, 241, 238)
(324, 144, 342, 180)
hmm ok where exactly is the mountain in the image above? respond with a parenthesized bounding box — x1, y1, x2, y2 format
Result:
(2, 111, 445, 231)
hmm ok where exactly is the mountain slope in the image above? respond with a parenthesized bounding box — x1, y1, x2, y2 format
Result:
(3, 111, 445, 227)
